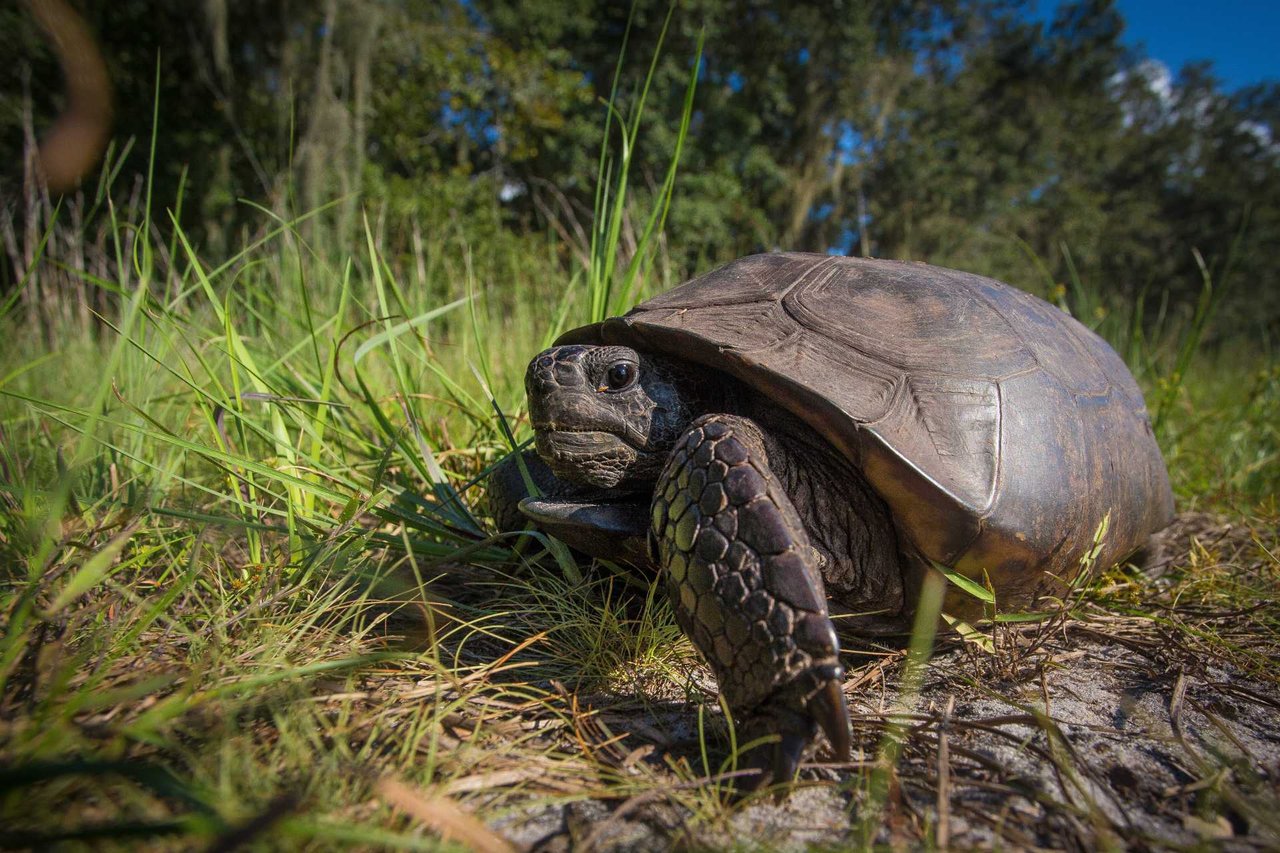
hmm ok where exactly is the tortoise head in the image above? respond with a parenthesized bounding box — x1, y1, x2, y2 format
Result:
(526, 344, 691, 489)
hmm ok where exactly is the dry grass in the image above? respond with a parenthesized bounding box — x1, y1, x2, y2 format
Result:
(3, 492, 1276, 850)
(1, 161, 1277, 848)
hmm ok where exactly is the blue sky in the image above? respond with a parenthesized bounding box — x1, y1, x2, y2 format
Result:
(1041, 0, 1279, 90)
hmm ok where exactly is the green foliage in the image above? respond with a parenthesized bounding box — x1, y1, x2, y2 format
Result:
(4, 0, 1277, 339)
(0, 6, 1278, 840)
(586, 4, 703, 322)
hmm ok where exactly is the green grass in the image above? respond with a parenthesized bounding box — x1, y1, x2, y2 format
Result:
(2, 189, 1276, 848)
(2, 55, 1279, 851)
(0, 34, 717, 846)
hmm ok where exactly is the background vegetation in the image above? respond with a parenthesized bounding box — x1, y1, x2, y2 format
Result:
(4, 0, 1279, 334)
(0, 0, 1276, 848)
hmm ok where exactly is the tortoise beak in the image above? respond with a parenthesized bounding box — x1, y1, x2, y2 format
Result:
(533, 428, 621, 458)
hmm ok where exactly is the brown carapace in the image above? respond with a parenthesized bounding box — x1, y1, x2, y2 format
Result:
(494, 253, 1174, 787)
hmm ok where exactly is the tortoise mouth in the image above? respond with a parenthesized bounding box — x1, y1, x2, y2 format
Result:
(534, 429, 639, 489)
(535, 427, 622, 447)
(531, 422, 646, 450)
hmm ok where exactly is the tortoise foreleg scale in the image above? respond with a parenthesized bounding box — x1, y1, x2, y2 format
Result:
(651, 413, 852, 787)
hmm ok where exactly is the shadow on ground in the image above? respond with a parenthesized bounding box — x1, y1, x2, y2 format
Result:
(484, 512, 1280, 850)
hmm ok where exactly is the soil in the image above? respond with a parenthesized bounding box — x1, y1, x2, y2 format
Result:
(485, 513, 1280, 851)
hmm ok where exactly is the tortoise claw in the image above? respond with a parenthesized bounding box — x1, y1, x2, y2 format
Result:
(739, 665, 852, 790)
(807, 677, 852, 763)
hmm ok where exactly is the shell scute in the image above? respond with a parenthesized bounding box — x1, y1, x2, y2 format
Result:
(556, 253, 1174, 597)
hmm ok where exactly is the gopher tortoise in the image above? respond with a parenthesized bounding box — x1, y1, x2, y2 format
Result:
(490, 252, 1174, 786)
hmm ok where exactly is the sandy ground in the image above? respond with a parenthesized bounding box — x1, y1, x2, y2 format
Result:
(488, 636, 1276, 850)
(480, 514, 1280, 851)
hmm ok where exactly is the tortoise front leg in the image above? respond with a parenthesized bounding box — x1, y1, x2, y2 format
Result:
(652, 414, 851, 787)
(488, 448, 562, 535)
(489, 449, 652, 564)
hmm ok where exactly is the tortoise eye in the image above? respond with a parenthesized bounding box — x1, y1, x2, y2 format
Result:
(602, 361, 637, 391)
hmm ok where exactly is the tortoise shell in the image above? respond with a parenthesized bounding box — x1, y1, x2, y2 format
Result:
(558, 253, 1174, 603)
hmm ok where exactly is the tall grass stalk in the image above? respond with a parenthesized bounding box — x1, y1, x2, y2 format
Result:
(854, 571, 946, 847)
(1, 10, 1277, 849)
(586, 4, 702, 324)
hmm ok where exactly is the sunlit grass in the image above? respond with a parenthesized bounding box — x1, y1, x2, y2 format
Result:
(0, 25, 724, 845)
(2, 39, 1278, 853)
(3, 181, 1276, 846)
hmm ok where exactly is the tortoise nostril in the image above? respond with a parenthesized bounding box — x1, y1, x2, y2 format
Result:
(528, 351, 585, 390)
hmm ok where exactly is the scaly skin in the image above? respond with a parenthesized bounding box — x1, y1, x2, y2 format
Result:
(491, 344, 900, 786)
(651, 414, 850, 785)
(487, 449, 566, 535)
